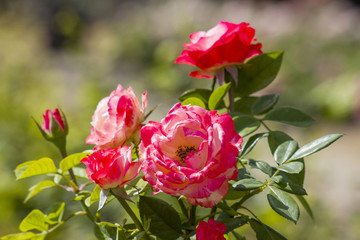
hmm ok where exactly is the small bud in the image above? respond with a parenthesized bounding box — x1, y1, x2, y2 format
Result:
(33, 108, 68, 153)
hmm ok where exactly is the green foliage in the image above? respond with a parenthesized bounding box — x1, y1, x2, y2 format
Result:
(264, 106, 314, 127)
(15, 158, 58, 180)
(289, 134, 343, 160)
(208, 82, 231, 110)
(234, 52, 283, 97)
(59, 153, 89, 173)
(0, 232, 45, 240)
(232, 178, 264, 191)
(267, 187, 299, 223)
(251, 94, 279, 115)
(234, 97, 258, 114)
(274, 140, 298, 165)
(181, 97, 206, 108)
(19, 210, 48, 232)
(24, 180, 57, 203)
(232, 115, 261, 137)
(138, 196, 182, 240)
(249, 218, 287, 240)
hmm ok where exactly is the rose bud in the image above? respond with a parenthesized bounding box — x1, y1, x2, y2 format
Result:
(81, 146, 141, 190)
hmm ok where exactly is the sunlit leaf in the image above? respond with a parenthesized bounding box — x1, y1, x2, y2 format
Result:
(267, 187, 299, 223)
(233, 178, 264, 191)
(268, 131, 293, 155)
(19, 209, 48, 232)
(0, 232, 45, 240)
(264, 106, 314, 127)
(209, 82, 231, 110)
(45, 202, 65, 224)
(277, 161, 304, 174)
(289, 134, 343, 160)
(181, 97, 206, 108)
(274, 140, 298, 165)
(15, 158, 57, 180)
(59, 153, 89, 173)
(218, 217, 247, 233)
(24, 180, 57, 203)
(179, 88, 212, 104)
(251, 94, 279, 115)
(94, 222, 119, 240)
(248, 159, 273, 176)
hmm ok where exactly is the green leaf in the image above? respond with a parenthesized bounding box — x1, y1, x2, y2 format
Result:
(0, 232, 45, 240)
(249, 218, 287, 240)
(209, 82, 231, 110)
(296, 195, 314, 220)
(181, 97, 206, 108)
(15, 158, 58, 180)
(264, 106, 314, 127)
(277, 161, 304, 174)
(252, 94, 279, 115)
(234, 97, 258, 114)
(233, 178, 264, 191)
(267, 188, 299, 223)
(179, 88, 212, 104)
(224, 184, 248, 200)
(216, 202, 239, 217)
(138, 196, 182, 240)
(45, 202, 65, 224)
(268, 131, 293, 155)
(289, 134, 343, 160)
(70, 167, 88, 179)
(232, 115, 260, 137)
(274, 140, 298, 165)
(240, 133, 269, 157)
(270, 164, 307, 195)
(234, 52, 283, 97)
(218, 217, 247, 233)
(24, 180, 57, 203)
(59, 152, 89, 173)
(19, 209, 48, 232)
(248, 159, 273, 176)
(94, 222, 119, 240)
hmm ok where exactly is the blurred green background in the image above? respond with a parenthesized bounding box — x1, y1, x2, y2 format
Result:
(1, 0, 359, 239)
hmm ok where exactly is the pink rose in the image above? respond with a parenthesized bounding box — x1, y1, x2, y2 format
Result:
(196, 219, 226, 240)
(42, 108, 66, 135)
(175, 21, 262, 81)
(139, 103, 242, 208)
(81, 146, 141, 189)
(86, 84, 148, 150)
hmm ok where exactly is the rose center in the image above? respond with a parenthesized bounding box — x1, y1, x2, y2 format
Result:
(175, 145, 197, 163)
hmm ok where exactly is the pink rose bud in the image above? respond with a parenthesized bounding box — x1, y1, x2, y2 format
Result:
(42, 108, 66, 135)
(175, 21, 262, 83)
(81, 146, 141, 190)
(86, 84, 148, 150)
(196, 219, 226, 240)
(140, 103, 242, 208)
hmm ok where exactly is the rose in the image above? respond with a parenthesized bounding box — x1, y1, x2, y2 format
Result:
(81, 146, 141, 189)
(196, 219, 226, 240)
(139, 103, 242, 208)
(175, 21, 262, 83)
(86, 84, 147, 150)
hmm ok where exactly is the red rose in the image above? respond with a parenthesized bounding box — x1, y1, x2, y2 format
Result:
(175, 21, 262, 82)
(196, 219, 226, 240)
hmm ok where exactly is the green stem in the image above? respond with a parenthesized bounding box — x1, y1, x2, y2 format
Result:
(189, 205, 197, 227)
(112, 191, 145, 232)
(58, 144, 78, 186)
(208, 206, 217, 220)
(260, 120, 272, 132)
(176, 197, 189, 220)
(228, 86, 234, 113)
(211, 77, 216, 92)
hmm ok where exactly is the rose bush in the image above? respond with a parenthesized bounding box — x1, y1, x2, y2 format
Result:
(196, 219, 226, 240)
(86, 84, 147, 150)
(139, 103, 242, 208)
(175, 21, 262, 83)
(81, 146, 141, 189)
